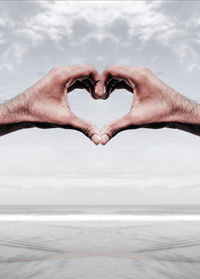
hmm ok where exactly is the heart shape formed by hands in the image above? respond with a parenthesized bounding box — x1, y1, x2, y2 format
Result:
(25, 65, 102, 144)
(96, 65, 178, 144)
(26, 64, 182, 145)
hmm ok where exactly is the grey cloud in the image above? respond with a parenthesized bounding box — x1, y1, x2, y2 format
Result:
(1, 1, 200, 74)
(160, 1, 200, 19)
(0, 1, 42, 19)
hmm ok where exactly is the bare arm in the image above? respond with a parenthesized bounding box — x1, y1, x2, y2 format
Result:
(0, 93, 34, 136)
(98, 65, 200, 144)
(0, 65, 102, 144)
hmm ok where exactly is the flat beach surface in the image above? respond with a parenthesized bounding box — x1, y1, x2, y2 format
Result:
(0, 220, 200, 279)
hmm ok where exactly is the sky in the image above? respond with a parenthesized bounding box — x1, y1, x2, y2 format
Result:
(0, 0, 200, 205)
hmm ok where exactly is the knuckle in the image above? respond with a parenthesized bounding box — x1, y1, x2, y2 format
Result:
(87, 64, 96, 70)
(80, 64, 92, 68)
(139, 67, 150, 75)
(103, 64, 118, 79)
(105, 65, 112, 71)
(50, 66, 60, 73)
(126, 111, 133, 120)
(82, 122, 93, 137)
(128, 113, 135, 124)
(73, 65, 97, 79)
(127, 66, 136, 76)
(51, 68, 65, 82)
(107, 64, 115, 69)
(104, 64, 115, 73)
(109, 122, 118, 136)
(142, 67, 151, 74)
(63, 111, 72, 124)
(80, 64, 95, 72)
(133, 67, 150, 82)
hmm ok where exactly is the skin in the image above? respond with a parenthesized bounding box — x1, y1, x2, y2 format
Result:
(0, 65, 102, 145)
(1, 64, 200, 145)
(99, 65, 200, 145)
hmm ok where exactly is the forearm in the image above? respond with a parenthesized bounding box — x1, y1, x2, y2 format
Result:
(0, 93, 34, 136)
(0, 92, 32, 124)
(167, 93, 200, 136)
(142, 92, 200, 136)
(0, 92, 65, 136)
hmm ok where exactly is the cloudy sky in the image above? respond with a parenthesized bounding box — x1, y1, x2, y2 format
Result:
(0, 0, 200, 205)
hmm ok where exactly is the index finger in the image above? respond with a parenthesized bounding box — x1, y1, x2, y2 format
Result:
(68, 65, 102, 99)
(69, 65, 100, 82)
(51, 65, 102, 98)
(100, 65, 134, 99)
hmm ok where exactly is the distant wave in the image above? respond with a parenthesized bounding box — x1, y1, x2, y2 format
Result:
(0, 214, 200, 221)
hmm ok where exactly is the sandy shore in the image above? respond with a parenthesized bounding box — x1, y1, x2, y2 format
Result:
(0, 221, 199, 278)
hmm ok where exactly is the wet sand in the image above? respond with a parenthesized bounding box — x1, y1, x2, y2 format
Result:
(0, 221, 200, 278)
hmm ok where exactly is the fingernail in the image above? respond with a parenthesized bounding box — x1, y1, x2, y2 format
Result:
(95, 82, 104, 98)
(101, 134, 109, 145)
(91, 134, 101, 145)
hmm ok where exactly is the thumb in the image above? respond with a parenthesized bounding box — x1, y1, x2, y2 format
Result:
(69, 113, 101, 145)
(101, 113, 131, 145)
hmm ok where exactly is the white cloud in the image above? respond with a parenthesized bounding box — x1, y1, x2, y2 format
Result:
(25, 1, 166, 43)
(1, 1, 200, 72)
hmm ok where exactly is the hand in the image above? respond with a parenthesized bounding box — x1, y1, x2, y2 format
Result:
(98, 65, 200, 144)
(0, 65, 102, 144)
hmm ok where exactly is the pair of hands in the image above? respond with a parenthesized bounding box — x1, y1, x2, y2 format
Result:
(1, 65, 199, 143)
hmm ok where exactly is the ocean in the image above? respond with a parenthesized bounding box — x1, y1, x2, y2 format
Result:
(0, 205, 200, 278)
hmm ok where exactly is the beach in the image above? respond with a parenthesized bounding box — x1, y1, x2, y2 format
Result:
(0, 205, 200, 278)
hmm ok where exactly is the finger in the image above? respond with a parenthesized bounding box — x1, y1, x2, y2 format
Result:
(67, 80, 91, 93)
(82, 78, 101, 99)
(68, 65, 101, 98)
(94, 79, 105, 99)
(69, 113, 101, 145)
(68, 78, 101, 99)
(56, 65, 100, 82)
(101, 78, 133, 99)
(95, 72, 112, 99)
(94, 78, 117, 100)
(67, 79, 95, 97)
(83, 73, 104, 99)
(104, 78, 118, 98)
(100, 65, 133, 99)
(51, 65, 101, 99)
(101, 113, 131, 145)
(109, 80, 133, 94)
(102, 65, 134, 82)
